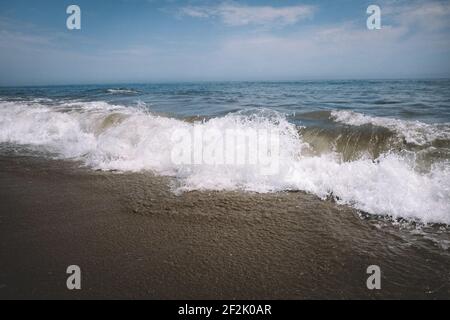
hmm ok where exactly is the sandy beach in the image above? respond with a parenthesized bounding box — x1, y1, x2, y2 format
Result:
(1, 155, 449, 299)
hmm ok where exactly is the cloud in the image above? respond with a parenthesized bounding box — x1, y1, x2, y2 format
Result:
(179, 2, 315, 26)
(384, 0, 450, 31)
(200, 0, 450, 80)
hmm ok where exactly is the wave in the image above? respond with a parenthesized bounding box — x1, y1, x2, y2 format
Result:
(299, 125, 399, 161)
(105, 88, 139, 95)
(0, 100, 449, 224)
(330, 110, 450, 146)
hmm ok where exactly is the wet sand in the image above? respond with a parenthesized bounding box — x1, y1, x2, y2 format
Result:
(0, 155, 449, 299)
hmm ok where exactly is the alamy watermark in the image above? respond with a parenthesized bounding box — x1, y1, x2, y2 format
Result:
(66, 5, 81, 30)
(170, 126, 281, 175)
(366, 265, 381, 290)
(66, 265, 81, 290)
(367, 5, 381, 30)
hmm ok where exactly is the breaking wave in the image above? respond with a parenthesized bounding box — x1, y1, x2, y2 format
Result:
(0, 100, 449, 224)
(330, 110, 450, 146)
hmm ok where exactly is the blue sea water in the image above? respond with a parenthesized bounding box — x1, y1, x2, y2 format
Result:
(1, 79, 449, 123)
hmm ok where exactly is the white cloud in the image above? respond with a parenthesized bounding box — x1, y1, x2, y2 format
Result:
(385, 0, 450, 31)
(179, 2, 315, 26)
(199, 0, 450, 80)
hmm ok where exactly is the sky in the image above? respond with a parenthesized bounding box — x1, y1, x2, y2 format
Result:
(0, 0, 450, 86)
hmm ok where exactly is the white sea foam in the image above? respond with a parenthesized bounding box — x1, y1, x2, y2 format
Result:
(330, 110, 450, 145)
(106, 88, 139, 94)
(0, 101, 449, 224)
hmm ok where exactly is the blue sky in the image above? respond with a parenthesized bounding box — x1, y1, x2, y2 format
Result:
(0, 0, 450, 85)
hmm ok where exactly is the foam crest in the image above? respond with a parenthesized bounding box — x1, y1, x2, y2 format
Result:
(330, 110, 450, 145)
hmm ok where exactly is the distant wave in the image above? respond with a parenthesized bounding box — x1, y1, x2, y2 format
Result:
(0, 100, 449, 224)
(330, 110, 450, 146)
(105, 88, 139, 95)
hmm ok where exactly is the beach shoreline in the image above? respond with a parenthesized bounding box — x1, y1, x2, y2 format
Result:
(0, 155, 449, 299)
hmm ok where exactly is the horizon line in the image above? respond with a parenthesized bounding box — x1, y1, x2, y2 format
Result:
(1, 77, 450, 88)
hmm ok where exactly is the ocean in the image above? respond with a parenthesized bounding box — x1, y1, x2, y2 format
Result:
(0, 80, 449, 298)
